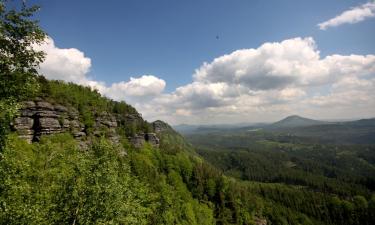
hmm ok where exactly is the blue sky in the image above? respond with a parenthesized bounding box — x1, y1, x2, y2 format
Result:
(28, 0, 375, 124)
(34, 0, 375, 91)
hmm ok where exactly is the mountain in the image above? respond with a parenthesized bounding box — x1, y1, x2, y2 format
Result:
(278, 118, 375, 144)
(268, 115, 328, 129)
(4, 79, 276, 225)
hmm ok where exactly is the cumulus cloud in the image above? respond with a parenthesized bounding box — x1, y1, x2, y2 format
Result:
(105, 75, 166, 101)
(35, 37, 166, 103)
(34, 37, 92, 84)
(36, 36, 375, 124)
(141, 37, 375, 123)
(318, 2, 375, 30)
(194, 37, 375, 90)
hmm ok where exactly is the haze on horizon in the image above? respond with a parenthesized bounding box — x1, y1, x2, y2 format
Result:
(32, 0, 375, 125)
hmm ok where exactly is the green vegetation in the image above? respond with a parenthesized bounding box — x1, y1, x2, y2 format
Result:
(0, 0, 46, 148)
(187, 129, 375, 224)
(0, 134, 154, 224)
(37, 79, 149, 136)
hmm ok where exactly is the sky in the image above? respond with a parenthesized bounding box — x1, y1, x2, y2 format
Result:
(26, 0, 375, 124)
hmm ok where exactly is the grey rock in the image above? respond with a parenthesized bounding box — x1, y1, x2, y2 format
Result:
(36, 101, 54, 110)
(129, 135, 145, 148)
(13, 117, 34, 131)
(129, 133, 159, 148)
(152, 120, 170, 133)
(62, 119, 71, 129)
(13, 100, 158, 151)
(54, 104, 68, 112)
(23, 101, 36, 108)
(145, 133, 160, 147)
(37, 117, 61, 135)
(73, 131, 86, 138)
(20, 109, 36, 117)
(35, 110, 59, 118)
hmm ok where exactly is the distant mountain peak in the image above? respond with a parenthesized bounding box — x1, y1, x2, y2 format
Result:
(270, 115, 327, 128)
(285, 115, 303, 119)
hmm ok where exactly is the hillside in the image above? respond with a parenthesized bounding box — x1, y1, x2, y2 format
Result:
(2, 79, 272, 225)
(2, 81, 375, 225)
(270, 118, 375, 144)
(267, 115, 328, 129)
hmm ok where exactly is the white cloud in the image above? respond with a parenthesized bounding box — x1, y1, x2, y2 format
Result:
(140, 37, 375, 124)
(318, 2, 375, 30)
(34, 37, 92, 84)
(194, 37, 375, 90)
(105, 75, 166, 101)
(35, 37, 166, 103)
(36, 36, 375, 124)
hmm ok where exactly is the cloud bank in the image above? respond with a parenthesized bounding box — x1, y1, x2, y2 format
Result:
(36, 37, 375, 124)
(318, 2, 375, 30)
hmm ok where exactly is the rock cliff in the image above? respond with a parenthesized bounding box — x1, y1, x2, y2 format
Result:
(12, 99, 159, 148)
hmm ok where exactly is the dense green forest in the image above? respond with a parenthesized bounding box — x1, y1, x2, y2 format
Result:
(1, 1, 375, 224)
(186, 129, 375, 224)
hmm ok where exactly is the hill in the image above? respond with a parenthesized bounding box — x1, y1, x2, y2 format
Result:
(1, 79, 270, 225)
(275, 118, 375, 144)
(268, 115, 328, 129)
(2, 79, 375, 225)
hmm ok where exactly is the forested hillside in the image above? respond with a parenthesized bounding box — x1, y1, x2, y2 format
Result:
(186, 128, 375, 224)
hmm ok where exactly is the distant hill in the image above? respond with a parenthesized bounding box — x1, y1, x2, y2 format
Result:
(173, 124, 200, 134)
(173, 123, 257, 134)
(276, 118, 375, 144)
(268, 115, 328, 129)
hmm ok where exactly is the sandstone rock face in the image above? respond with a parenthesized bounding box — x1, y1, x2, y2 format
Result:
(145, 133, 159, 147)
(13, 117, 34, 141)
(128, 133, 160, 148)
(12, 100, 160, 148)
(93, 112, 120, 144)
(152, 120, 171, 133)
(129, 134, 146, 148)
(12, 100, 85, 143)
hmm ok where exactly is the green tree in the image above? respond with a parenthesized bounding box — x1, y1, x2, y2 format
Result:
(0, 0, 46, 149)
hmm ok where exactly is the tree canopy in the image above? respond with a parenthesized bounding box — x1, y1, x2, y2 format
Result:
(0, 0, 46, 148)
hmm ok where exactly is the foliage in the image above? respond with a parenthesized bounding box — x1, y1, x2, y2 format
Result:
(188, 129, 375, 224)
(0, 134, 155, 224)
(38, 79, 149, 136)
(0, 0, 46, 149)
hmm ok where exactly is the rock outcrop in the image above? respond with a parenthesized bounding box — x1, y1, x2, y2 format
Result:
(12, 100, 85, 143)
(12, 99, 160, 148)
(129, 132, 159, 148)
(152, 120, 172, 133)
(93, 112, 120, 144)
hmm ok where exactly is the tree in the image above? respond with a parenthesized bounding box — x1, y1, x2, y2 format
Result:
(0, 0, 46, 149)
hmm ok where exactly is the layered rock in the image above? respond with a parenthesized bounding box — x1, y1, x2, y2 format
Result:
(152, 120, 171, 133)
(93, 112, 120, 144)
(145, 133, 159, 147)
(12, 100, 85, 143)
(129, 132, 160, 148)
(12, 99, 160, 148)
